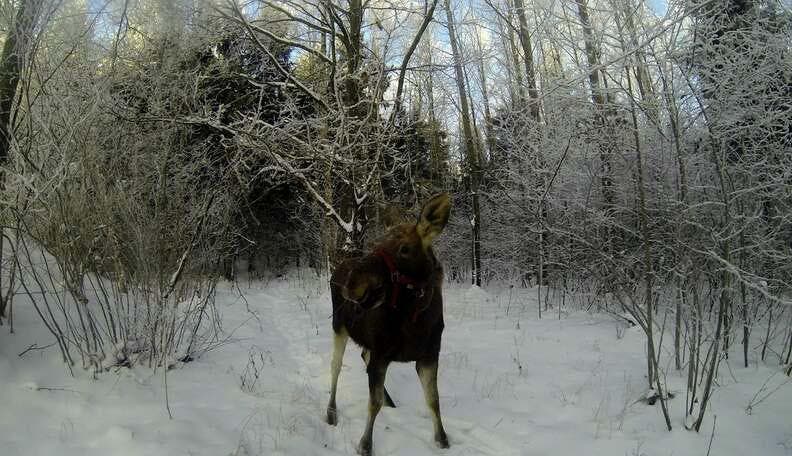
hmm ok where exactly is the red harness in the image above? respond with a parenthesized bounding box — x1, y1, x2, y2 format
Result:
(375, 249, 427, 322)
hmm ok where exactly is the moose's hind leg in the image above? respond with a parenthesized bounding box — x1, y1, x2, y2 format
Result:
(326, 327, 349, 425)
(362, 349, 396, 407)
(417, 359, 449, 448)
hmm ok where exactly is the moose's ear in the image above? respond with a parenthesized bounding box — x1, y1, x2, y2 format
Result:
(416, 193, 451, 245)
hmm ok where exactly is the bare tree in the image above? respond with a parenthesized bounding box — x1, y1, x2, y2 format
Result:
(444, 0, 482, 286)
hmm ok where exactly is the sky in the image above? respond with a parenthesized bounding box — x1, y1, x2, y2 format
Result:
(648, 0, 668, 14)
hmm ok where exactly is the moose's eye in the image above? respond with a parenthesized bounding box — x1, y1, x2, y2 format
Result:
(398, 244, 411, 257)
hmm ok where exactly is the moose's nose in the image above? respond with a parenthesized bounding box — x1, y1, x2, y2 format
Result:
(342, 279, 369, 303)
(342, 270, 383, 306)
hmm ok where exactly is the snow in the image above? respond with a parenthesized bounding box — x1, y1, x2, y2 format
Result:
(1, 271, 791, 456)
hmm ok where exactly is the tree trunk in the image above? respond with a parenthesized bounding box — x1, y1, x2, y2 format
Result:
(625, 57, 671, 430)
(694, 258, 730, 431)
(656, 56, 688, 371)
(503, 8, 526, 106)
(425, 42, 445, 188)
(344, 0, 364, 114)
(393, 0, 439, 117)
(474, 28, 495, 159)
(444, 0, 481, 286)
(575, 0, 615, 212)
(332, 0, 369, 254)
(0, 0, 41, 164)
(740, 231, 749, 368)
(512, 0, 541, 122)
(0, 0, 42, 323)
(619, 0, 659, 124)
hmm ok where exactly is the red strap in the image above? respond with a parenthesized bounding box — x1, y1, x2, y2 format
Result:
(374, 249, 426, 319)
(375, 249, 398, 281)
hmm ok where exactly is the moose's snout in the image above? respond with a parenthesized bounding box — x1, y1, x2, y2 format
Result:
(342, 269, 382, 306)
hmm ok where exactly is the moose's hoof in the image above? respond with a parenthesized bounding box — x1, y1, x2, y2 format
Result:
(356, 437, 373, 456)
(326, 407, 338, 426)
(435, 431, 450, 449)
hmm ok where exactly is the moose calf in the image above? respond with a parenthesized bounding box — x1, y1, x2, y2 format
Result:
(326, 194, 452, 456)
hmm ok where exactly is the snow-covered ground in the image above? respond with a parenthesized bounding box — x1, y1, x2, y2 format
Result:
(1, 271, 790, 455)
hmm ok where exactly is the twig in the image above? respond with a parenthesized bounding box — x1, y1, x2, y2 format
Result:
(705, 415, 717, 456)
(34, 386, 84, 395)
(746, 372, 792, 414)
(18, 341, 57, 357)
(216, 1, 329, 111)
(392, 0, 440, 119)
(162, 194, 216, 301)
(164, 365, 173, 419)
(539, 135, 572, 209)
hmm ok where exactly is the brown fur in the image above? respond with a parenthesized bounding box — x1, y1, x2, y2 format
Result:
(326, 194, 451, 456)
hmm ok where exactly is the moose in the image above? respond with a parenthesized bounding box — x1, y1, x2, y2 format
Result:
(326, 193, 452, 456)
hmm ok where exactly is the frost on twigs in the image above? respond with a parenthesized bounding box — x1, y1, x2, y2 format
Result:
(239, 346, 274, 396)
(15, 238, 224, 372)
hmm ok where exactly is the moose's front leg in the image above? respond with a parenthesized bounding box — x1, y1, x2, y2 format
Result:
(417, 359, 449, 448)
(326, 328, 349, 425)
(357, 355, 389, 456)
